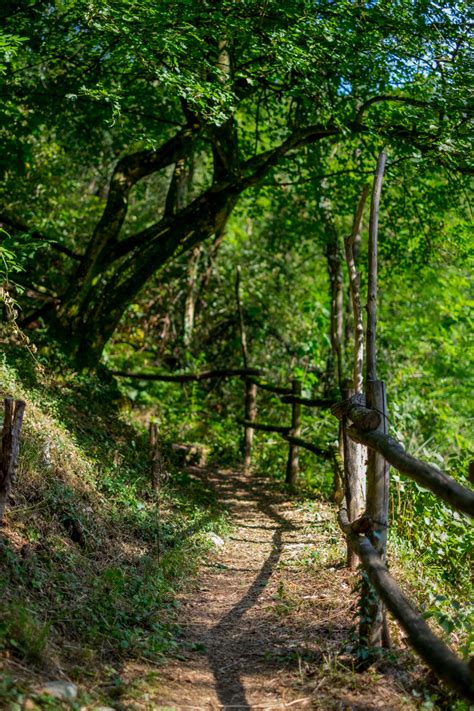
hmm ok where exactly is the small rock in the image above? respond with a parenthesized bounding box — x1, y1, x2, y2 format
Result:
(207, 532, 224, 547)
(37, 681, 78, 701)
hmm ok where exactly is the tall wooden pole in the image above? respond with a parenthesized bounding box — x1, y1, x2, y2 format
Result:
(243, 381, 257, 471)
(235, 266, 248, 371)
(360, 379, 390, 648)
(345, 184, 369, 394)
(149, 420, 164, 490)
(366, 153, 386, 384)
(343, 186, 370, 568)
(360, 152, 390, 650)
(342, 382, 366, 570)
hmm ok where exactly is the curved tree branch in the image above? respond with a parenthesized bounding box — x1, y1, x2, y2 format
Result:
(354, 95, 435, 128)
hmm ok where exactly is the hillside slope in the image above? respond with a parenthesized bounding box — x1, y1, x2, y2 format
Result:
(0, 354, 227, 709)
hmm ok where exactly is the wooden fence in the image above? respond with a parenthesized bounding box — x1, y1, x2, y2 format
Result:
(114, 357, 474, 697)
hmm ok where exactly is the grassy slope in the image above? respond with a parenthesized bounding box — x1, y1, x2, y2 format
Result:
(0, 352, 228, 709)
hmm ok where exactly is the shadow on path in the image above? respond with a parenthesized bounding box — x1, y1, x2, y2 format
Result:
(201, 471, 299, 709)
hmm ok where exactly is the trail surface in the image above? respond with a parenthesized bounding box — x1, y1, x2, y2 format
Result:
(124, 468, 427, 710)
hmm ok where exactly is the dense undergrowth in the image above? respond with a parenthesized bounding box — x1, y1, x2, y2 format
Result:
(0, 351, 229, 708)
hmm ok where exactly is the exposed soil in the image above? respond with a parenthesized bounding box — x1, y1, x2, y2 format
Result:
(121, 467, 433, 711)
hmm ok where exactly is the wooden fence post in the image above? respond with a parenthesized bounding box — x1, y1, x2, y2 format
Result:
(342, 382, 366, 570)
(149, 420, 164, 490)
(286, 379, 301, 490)
(359, 150, 389, 652)
(359, 379, 390, 649)
(243, 380, 257, 470)
(0, 398, 26, 521)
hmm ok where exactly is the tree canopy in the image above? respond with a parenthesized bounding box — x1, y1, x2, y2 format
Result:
(1, 0, 472, 366)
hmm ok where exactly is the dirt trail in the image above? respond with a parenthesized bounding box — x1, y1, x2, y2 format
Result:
(127, 468, 427, 710)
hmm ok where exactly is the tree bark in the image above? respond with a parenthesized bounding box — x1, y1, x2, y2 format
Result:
(331, 392, 381, 431)
(323, 209, 344, 395)
(54, 128, 198, 329)
(112, 367, 261, 382)
(359, 380, 390, 648)
(239, 420, 290, 435)
(340, 386, 366, 570)
(366, 153, 387, 383)
(47, 182, 240, 367)
(345, 185, 369, 393)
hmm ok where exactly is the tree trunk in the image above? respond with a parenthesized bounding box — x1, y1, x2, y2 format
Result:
(183, 246, 201, 347)
(40, 118, 339, 367)
(341, 384, 366, 570)
(46, 187, 239, 368)
(322, 205, 344, 395)
(0, 398, 26, 521)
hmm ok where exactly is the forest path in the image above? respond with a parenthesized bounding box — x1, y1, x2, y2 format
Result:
(123, 467, 422, 710)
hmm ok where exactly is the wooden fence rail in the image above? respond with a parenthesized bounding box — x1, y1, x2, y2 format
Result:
(279, 394, 334, 408)
(331, 397, 474, 518)
(248, 378, 292, 395)
(346, 427, 474, 518)
(282, 434, 335, 461)
(240, 379, 474, 698)
(112, 367, 262, 382)
(239, 419, 290, 435)
(339, 508, 474, 700)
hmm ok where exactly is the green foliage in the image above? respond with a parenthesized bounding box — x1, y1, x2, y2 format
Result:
(424, 596, 474, 658)
(0, 229, 24, 284)
(0, 603, 51, 664)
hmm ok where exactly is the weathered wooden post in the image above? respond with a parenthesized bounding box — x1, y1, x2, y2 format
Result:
(341, 186, 370, 569)
(243, 380, 257, 470)
(149, 420, 164, 489)
(360, 379, 390, 648)
(286, 379, 302, 490)
(0, 397, 26, 521)
(334, 417, 345, 506)
(359, 151, 390, 650)
(341, 381, 366, 570)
